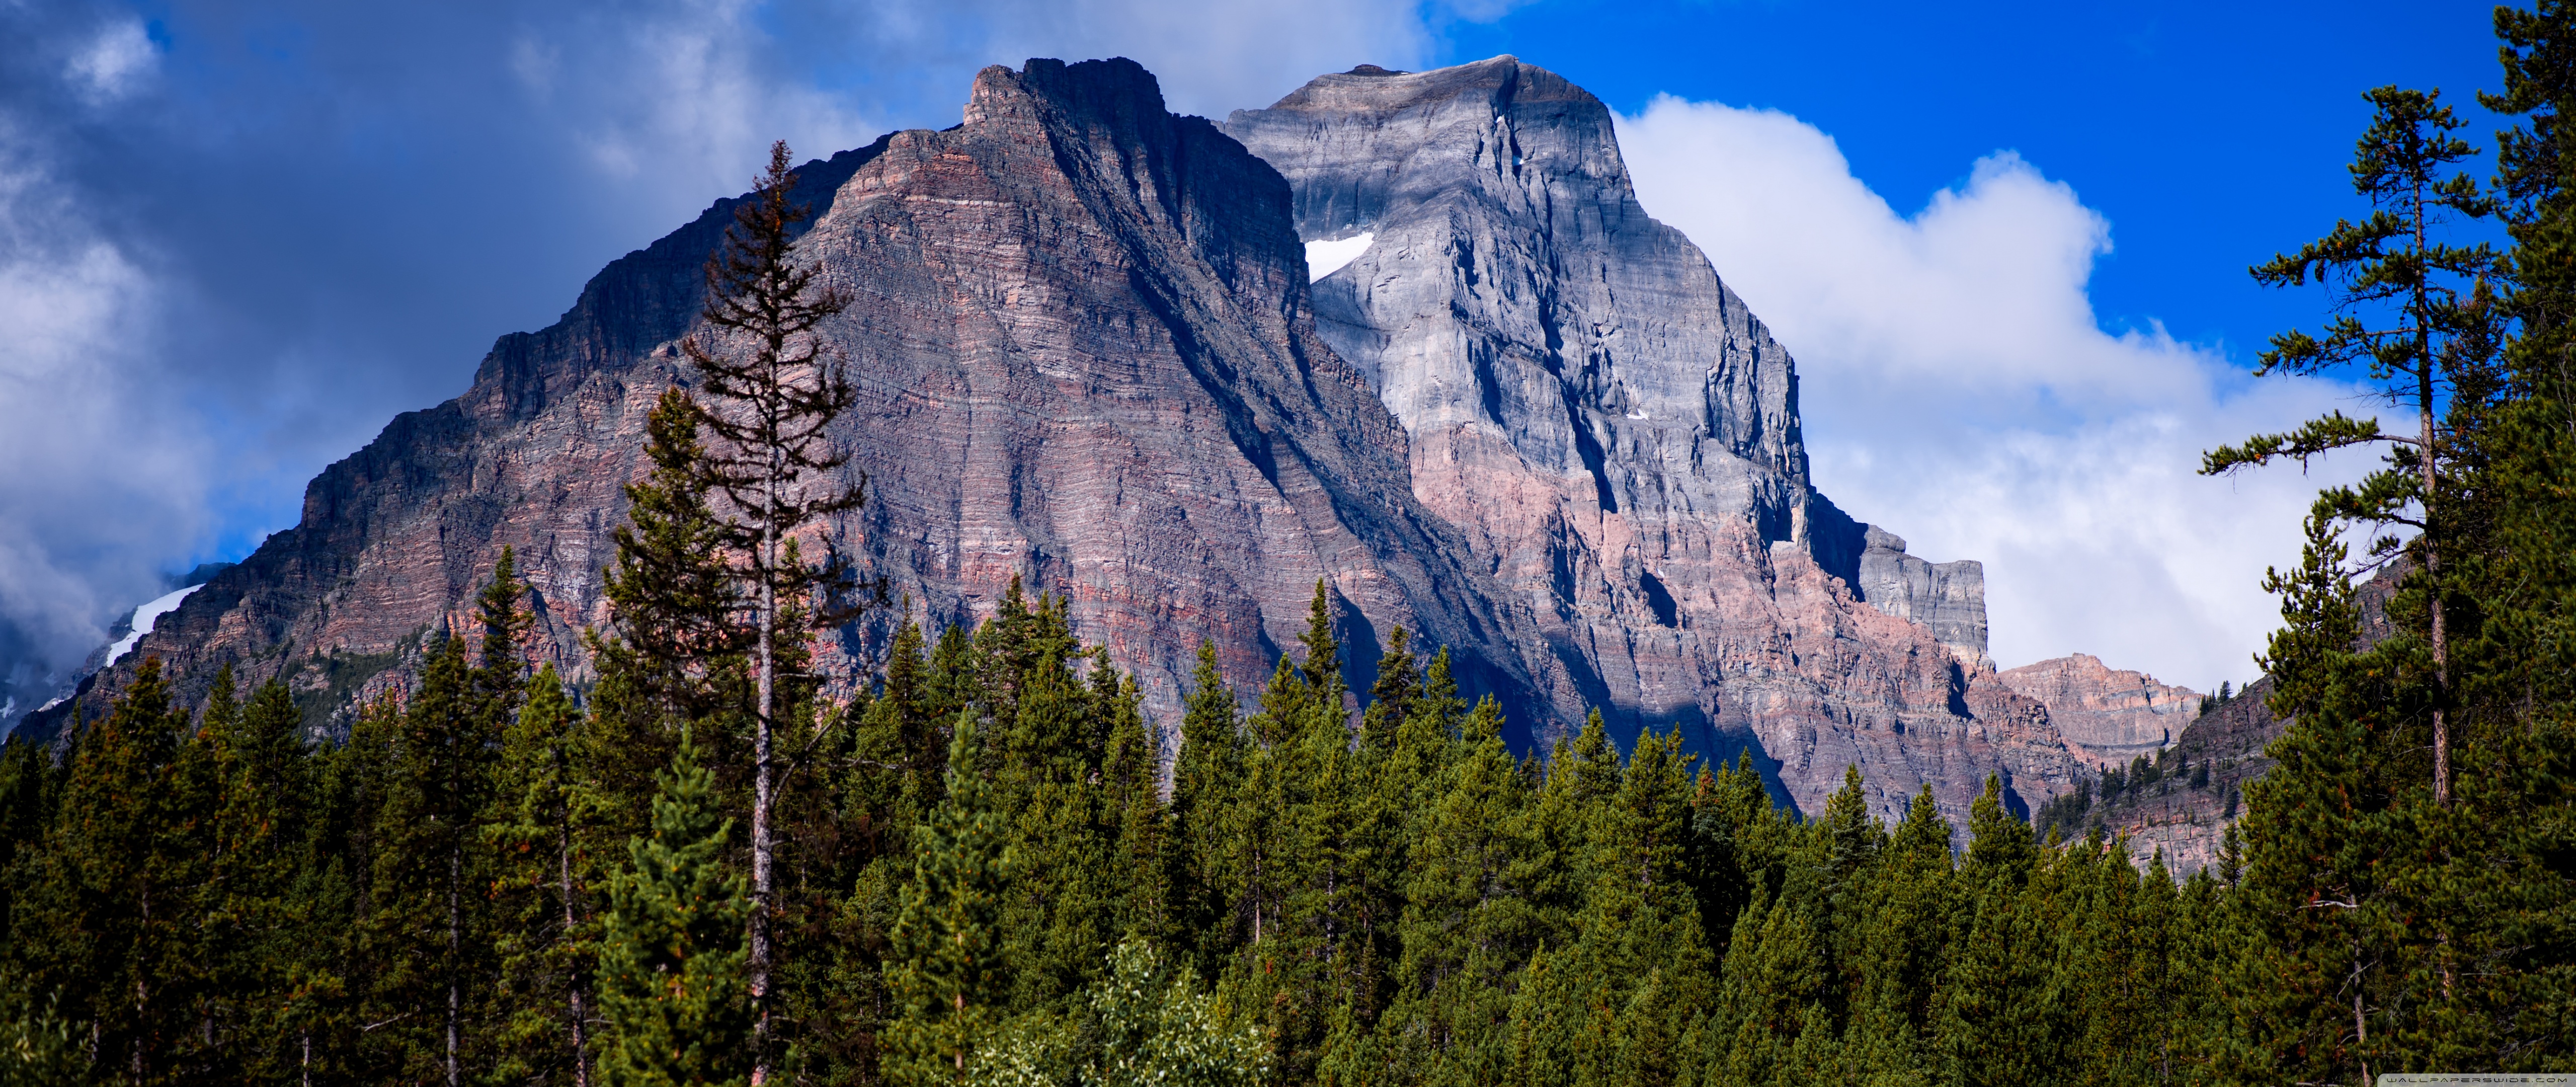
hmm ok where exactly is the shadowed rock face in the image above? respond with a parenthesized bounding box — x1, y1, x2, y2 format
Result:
(48, 54, 2113, 833)
(2092, 565, 2405, 876)
(1223, 57, 2077, 826)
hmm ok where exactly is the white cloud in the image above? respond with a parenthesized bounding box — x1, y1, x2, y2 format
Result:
(509, 0, 1456, 240)
(65, 19, 155, 104)
(508, 33, 561, 99)
(512, 1, 882, 212)
(0, 125, 209, 678)
(1618, 95, 2367, 691)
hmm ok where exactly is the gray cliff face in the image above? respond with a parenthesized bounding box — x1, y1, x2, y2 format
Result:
(1855, 527, 1988, 664)
(1225, 58, 2077, 826)
(1223, 60, 1812, 547)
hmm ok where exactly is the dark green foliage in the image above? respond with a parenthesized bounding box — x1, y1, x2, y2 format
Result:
(364, 633, 499, 1082)
(0, 560, 2347, 1087)
(16, 656, 203, 1081)
(594, 386, 753, 724)
(884, 717, 1012, 1084)
(2206, 8, 2576, 1080)
(597, 729, 753, 1086)
(488, 664, 603, 1082)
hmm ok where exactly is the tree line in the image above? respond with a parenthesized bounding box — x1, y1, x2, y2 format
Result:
(0, 567, 2252, 1086)
(7, 5, 2576, 1082)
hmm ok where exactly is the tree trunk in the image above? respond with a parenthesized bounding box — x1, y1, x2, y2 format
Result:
(2426, 372, 2448, 807)
(449, 845, 461, 1087)
(136, 885, 149, 1081)
(561, 812, 589, 1087)
(750, 469, 777, 1085)
(2416, 174, 2451, 808)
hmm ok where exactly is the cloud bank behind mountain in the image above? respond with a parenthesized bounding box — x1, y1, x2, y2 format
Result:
(1618, 96, 2372, 690)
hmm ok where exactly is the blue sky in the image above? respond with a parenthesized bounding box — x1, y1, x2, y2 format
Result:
(1462, 0, 2503, 366)
(0, 0, 2508, 693)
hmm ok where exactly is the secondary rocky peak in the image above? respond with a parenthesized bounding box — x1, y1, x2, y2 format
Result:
(962, 58, 1168, 143)
(1854, 527, 1989, 663)
(1225, 56, 1810, 546)
(1226, 57, 2073, 827)
(971, 56, 1162, 111)
(1998, 653, 2201, 765)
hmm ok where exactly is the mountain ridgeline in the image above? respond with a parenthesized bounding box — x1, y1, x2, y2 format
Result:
(42, 57, 2186, 835)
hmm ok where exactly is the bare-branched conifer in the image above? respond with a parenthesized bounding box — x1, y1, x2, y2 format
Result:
(682, 138, 867, 1081)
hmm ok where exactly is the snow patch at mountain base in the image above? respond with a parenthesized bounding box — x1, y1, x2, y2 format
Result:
(1305, 232, 1375, 281)
(106, 585, 201, 666)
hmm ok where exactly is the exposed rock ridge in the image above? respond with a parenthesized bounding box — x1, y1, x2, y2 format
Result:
(1224, 57, 2075, 827)
(1855, 527, 1989, 664)
(1996, 652, 2198, 764)
(48, 58, 1550, 752)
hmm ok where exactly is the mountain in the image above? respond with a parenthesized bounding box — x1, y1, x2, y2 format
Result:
(35, 55, 2199, 831)
(33, 56, 1539, 751)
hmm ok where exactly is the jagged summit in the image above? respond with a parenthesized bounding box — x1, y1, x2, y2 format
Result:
(1222, 56, 2051, 823)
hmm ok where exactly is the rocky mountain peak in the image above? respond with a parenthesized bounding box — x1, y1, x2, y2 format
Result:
(37, 53, 2191, 839)
(1225, 57, 2081, 827)
(1855, 527, 1989, 663)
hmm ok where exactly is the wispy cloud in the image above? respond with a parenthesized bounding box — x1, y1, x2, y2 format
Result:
(65, 18, 155, 105)
(0, 121, 208, 683)
(1618, 96, 2368, 690)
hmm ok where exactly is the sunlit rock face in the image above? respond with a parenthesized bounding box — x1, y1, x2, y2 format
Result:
(1855, 527, 1989, 666)
(1997, 653, 2200, 765)
(1224, 58, 2080, 825)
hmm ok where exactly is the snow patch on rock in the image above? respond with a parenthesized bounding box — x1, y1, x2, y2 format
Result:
(1305, 232, 1374, 282)
(106, 585, 201, 666)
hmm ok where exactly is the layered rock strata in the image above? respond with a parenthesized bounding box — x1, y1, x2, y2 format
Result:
(2091, 673, 2272, 877)
(1997, 653, 2200, 765)
(1856, 528, 1988, 664)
